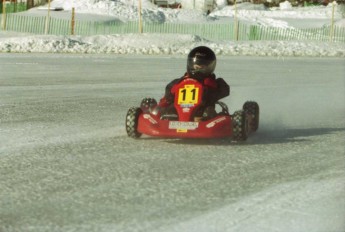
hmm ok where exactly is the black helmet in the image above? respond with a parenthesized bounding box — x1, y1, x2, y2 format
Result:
(187, 46, 216, 80)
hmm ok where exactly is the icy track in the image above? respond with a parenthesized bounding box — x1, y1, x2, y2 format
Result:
(0, 53, 344, 232)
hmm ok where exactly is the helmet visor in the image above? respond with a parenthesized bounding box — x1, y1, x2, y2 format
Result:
(188, 57, 215, 74)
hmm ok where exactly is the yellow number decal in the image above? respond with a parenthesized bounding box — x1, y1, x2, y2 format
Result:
(177, 85, 199, 105)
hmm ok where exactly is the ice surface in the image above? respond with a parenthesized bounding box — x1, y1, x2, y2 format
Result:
(0, 54, 344, 232)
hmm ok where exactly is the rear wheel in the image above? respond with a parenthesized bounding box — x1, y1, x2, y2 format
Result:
(232, 110, 249, 141)
(243, 101, 259, 131)
(125, 107, 142, 138)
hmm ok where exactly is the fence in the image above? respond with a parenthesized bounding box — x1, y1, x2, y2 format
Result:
(1, 13, 345, 42)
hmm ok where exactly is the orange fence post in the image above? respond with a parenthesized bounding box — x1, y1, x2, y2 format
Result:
(71, 7, 75, 35)
(1, 0, 6, 30)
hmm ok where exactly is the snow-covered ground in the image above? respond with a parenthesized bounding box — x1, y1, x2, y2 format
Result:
(0, 1, 344, 231)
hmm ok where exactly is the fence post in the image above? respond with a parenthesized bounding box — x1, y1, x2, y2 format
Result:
(71, 7, 75, 35)
(234, 0, 239, 41)
(44, 0, 51, 34)
(330, 1, 336, 42)
(138, 0, 143, 33)
(1, 0, 6, 30)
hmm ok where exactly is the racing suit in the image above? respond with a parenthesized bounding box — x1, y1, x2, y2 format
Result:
(157, 72, 230, 118)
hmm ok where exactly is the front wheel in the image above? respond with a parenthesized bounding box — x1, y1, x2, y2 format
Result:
(125, 107, 142, 138)
(232, 110, 249, 141)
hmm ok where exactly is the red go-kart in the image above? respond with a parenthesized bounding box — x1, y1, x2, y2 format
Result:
(125, 78, 259, 141)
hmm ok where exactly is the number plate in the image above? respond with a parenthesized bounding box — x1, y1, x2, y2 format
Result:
(177, 84, 200, 106)
(169, 121, 199, 130)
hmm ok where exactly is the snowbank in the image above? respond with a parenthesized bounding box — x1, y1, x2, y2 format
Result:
(0, 33, 344, 57)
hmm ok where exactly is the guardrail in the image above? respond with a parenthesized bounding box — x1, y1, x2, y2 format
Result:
(1, 13, 345, 42)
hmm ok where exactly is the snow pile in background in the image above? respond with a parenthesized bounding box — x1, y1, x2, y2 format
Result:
(48, 0, 164, 23)
(46, 0, 343, 23)
(0, 33, 344, 57)
(210, 3, 342, 20)
(280, 1, 293, 10)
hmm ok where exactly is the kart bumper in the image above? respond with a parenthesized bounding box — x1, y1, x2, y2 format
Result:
(137, 114, 232, 138)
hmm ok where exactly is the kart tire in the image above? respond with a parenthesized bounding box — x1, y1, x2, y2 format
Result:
(126, 107, 142, 138)
(243, 101, 259, 131)
(140, 97, 157, 113)
(232, 110, 249, 141)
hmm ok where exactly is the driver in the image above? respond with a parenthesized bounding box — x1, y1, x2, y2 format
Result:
(157, 46, 230, 119)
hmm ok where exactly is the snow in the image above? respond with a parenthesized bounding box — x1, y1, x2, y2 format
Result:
(0, 1, 344, 232)
(279, 0, 293, 10)
(1, 33, 344, 56)
(0, 0, 345, 56)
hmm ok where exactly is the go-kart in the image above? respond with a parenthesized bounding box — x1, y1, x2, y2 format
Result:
(125, 78, 259, 141)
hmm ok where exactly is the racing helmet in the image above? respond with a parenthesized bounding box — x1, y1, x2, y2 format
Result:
(187, 46, 216, 80)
